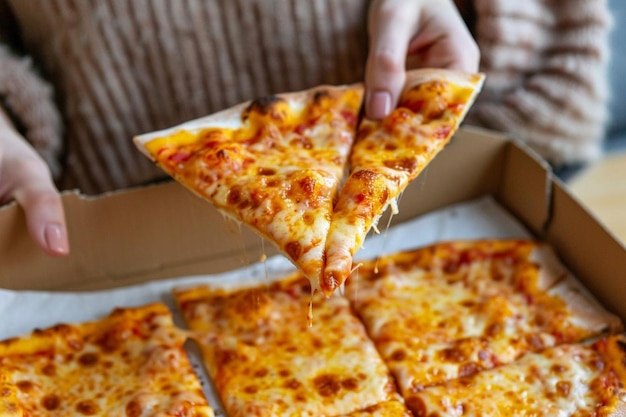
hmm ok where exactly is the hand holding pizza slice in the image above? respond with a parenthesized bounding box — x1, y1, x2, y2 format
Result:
(134, 69, 484, 296)
(134, 85, 363, 293)
(321, 69, 485, 295)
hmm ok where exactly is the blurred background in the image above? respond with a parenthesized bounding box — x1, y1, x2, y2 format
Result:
(568, 0, 626, 246)
(605, 0, 626, 152)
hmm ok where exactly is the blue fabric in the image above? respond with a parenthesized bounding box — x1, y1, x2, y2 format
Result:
(605, 0, 626, 152)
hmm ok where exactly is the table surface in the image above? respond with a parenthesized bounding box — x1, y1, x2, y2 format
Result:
(569, 151, 626, 245)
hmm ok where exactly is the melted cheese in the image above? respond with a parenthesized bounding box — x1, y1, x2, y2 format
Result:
(174, 275, 402, 417)
(142, 86, 363, 292)
(0, 304, 214, 417)
(340, 400, 413, 416)
(344, 240, 622, 399)
(136, 70, 484, 297)
(410, 337, 626, 416)
(322, 71, 485, 296)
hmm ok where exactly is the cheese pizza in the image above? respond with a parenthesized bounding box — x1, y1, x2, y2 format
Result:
(344, 239, 623, 412)
(0, 239, 624, 416)
(409, 335, 626, 416)
(135, 69, 484, 297)
(0, 303, 213, 417)
(173, 274, 410, 417)
(134, 85, 363, 294)
(321, 70, 485, 295)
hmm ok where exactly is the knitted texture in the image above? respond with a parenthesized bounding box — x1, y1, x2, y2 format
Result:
(0, 0, 613, 193)
(0, 45, 62, 177)
(467, 0, 612, 166)
(4, 0, 368, 194)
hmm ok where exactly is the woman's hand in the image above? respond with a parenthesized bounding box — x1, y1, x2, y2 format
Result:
(364, 0, 480, 119)
(0, 110, 69, 256)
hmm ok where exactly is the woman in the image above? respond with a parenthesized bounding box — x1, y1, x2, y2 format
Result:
(0, 0, 611, 255)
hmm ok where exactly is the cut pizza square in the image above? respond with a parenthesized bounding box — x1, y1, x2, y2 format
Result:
(173, 273, 409, 417)
(134, 85, 363, 294)
(408, 335, 626, 416)
(134, 69, 485, 297)
(0, 303, 214, 416)
(344, 240, 623, 413)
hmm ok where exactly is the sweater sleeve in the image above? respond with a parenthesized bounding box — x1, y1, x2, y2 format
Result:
(466, 0, 612, 166)
(0, 4, 63, 178)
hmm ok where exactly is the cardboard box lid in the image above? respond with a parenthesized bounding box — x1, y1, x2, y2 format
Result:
(1, 127, 625, 319)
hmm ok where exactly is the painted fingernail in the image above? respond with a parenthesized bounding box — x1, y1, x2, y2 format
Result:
(367, 91, 391, 120)
(45, 224, 69, 255)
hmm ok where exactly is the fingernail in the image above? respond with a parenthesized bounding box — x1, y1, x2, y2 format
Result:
(367, 91, 391, 120)
(45, 224, 69, 255)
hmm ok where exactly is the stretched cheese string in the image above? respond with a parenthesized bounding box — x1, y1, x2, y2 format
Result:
(234, 221, 251, 266)
(374, 195, 400, 274)
(221, 212, 252, 267)
(351, 267, 360, 305)
(260, 238, 268, 283)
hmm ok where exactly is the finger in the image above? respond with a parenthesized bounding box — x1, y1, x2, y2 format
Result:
(365, 0, 420, 119)
(445, 1, 481, 72)
(11, 160, 69, 257)
(407, 1, 480, 72)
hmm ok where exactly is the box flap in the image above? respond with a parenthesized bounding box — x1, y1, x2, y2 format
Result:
(0, 183, 276, 291)
(544, 180, 626, 319)
(497, 139, 552, 236)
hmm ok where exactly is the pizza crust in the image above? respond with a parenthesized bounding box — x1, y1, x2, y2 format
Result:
(133, 83, 361, 157)
(549, 276, 624, 334)
(530, 244, 624, 334)
(402, 68, 485, 95)
(133, 100, 248, 157)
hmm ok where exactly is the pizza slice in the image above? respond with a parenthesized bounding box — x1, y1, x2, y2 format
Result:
(408, 335, 626, 416)
(322, 69, 485, 296)
(0, 303, 214, 416)
(134, 85, 363, 293)
(173, 273, 406, 417)
(344, 240, 623, 398)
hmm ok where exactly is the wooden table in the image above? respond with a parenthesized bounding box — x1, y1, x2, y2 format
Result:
(569, 151, 626, 245)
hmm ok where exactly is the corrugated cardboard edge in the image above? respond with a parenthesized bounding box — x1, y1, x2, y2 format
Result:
(545, 179, 626, 320)
(0, 181, 277, 290)
(496, 134, 553, 237)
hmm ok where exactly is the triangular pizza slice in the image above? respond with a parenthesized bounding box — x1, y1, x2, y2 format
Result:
(321, 69, 485, 296)
(134, 85, 363, 292)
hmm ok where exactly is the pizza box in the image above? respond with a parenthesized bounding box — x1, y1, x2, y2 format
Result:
(0, 126, 625, 324)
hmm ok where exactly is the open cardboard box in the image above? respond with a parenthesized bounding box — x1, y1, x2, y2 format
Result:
(1, 126, 625, 322)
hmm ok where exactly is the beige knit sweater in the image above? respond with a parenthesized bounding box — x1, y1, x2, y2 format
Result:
(0, 0, 612, 194)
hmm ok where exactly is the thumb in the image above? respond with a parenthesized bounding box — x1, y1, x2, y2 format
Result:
(14, 185, 69, 257)
(364, 0, 420, 120)
(10, 159, 69, 257)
